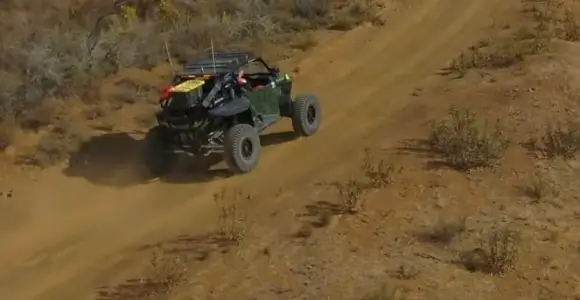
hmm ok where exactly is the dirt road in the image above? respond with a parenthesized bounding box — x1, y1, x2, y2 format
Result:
(0, 0, 511, 299)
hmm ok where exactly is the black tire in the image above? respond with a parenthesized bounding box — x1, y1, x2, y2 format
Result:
(143, 126, 173, 177)
(223, 124, 261, 174)
(291, 94, 321, 136)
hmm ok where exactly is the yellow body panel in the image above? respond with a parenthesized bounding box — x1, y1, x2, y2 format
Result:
(170, 79, 205, 93)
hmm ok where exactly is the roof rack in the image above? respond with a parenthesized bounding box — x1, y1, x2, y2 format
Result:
(178, 52, 257, 77)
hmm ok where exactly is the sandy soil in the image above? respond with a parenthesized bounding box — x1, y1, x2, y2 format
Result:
(3, 0, 580, 300)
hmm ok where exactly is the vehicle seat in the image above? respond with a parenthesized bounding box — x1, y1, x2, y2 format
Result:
(242, 74, 272, 89)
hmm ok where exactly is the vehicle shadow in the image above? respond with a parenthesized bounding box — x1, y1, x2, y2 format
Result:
(64, 130, 299, 188)
(63, 133, 148, 188)
(260, 131, 298, 147)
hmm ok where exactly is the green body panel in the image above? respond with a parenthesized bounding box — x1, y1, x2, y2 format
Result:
(276, 74, 292, 105)
(246, 84, 282, 116)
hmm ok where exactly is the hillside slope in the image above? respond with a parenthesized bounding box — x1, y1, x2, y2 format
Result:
(0, 0, 534, 299)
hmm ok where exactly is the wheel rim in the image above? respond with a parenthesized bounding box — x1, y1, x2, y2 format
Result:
(306, 105, 316, 125)
(241, 138, 254, 160)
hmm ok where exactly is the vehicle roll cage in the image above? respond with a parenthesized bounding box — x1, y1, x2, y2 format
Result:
(177, 51, 278, 78)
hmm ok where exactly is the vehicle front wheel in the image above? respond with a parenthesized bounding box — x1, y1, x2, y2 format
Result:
(292, 93, 321, 136)
(143, 126, 174, 177)
(223, 124, 261, 174)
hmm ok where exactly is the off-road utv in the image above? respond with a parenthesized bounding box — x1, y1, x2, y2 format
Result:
(144, 52, 321, 175)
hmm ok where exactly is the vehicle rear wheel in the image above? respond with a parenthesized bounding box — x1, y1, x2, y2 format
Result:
(291, 94, 321, 136)
(143, 126, 174, 177)
(223, 124, 261, 174)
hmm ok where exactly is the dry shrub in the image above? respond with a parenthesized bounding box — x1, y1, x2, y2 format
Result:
(428, 107, 510, 171)
(276, 0, 383, 31)
(97, 246, 189, 300)
(0, 119, 17, 152)
(318, 149, 398, 216)
(559, 7, 580, 40)
(18, 99, 63, 131)
(446, 35, 546, 77)
(390, 263, 420, 280)
(111, 77, 158, 105)
(329, 0, 384, 30)
(524, 170, 559, 202)
(362, 149, 400, 189)
(526, 0, 580, 41)
(421, 217, 466, 245)
(146, 249, 189, 297)
(461, 227, 520, 274)
(19, 119, 90, 167)
(0, 13, 167, 135)
(529, 121, 580, 159)
(333, 178, 368, 214)
(213, 188, 248, 243)
(293, 0, 331, 19)
(445, 0, 580, 76)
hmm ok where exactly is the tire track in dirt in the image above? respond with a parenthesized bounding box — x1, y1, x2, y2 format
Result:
(0, 1, 511, 299)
